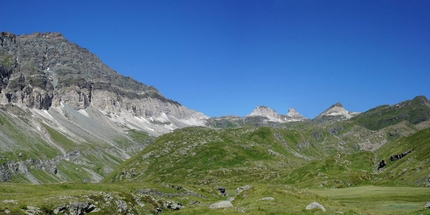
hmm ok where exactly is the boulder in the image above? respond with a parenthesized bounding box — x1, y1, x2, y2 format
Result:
(306, 202, 326, 212)
(69, 202, 97, 215)
(425, 202, 430, 209)
(209, 201, 233, 209)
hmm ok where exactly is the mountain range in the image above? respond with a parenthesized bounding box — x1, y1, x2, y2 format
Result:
(1, 32, 430, 214)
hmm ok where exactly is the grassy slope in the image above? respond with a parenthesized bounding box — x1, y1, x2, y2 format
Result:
(351, 96, 430, 131)
(375, 127, 430, 186)
(104, 125, 370, 185)
(0, 105, 153, 183)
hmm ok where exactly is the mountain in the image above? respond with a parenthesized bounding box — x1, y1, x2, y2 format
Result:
(0, 32, 208, 136)
(247, 106, 306, 123)
(351, 95, 430, 130)
(313, 102, 360, 123)
(0, 32, 208, 183)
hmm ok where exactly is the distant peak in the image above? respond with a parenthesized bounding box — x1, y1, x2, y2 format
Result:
(287, 108, 299, 116)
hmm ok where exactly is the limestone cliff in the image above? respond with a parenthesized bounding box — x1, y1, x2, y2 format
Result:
(0, 32, 207, 135)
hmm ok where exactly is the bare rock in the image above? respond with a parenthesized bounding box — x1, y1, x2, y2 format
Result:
(69, 202, 97, 215)
(306, 202, 326, 212)
(209, 201, 233, 209)
(260, 197, 275, 201)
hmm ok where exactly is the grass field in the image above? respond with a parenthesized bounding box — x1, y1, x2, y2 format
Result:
(1, 183, 429, 214)
(309, 186, 430, 214)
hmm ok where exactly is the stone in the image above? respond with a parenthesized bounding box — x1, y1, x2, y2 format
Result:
(163, 201, 183, 210)
(306, 202, 326, 212)
(425, 202, 430, 209)
(209, 201, 233, 209)
(215, 186, 226, 196)
(260, 197, 275, 201)
(69, 202, 97, 215)
(236, 185, 251, 195)
(53, 204, 67, 214)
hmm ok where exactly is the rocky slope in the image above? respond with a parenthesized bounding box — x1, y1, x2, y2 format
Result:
(0, 32, 208, 183)
(0, 32, 208, 136)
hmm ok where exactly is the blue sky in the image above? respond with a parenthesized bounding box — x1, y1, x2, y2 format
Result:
(2, 0, 429, 117)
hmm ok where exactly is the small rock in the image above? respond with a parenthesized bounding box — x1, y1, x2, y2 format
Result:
(2, 200, 17, 204)
(163, 201, 183, 210)
(306, 202, 326, 212)
(236, 185, 251, 195)
(227, 197, 235, 202)
(188, 200, 200, 205)
(425, 201, 430, 209)
(209, 201, 233, 209)
(215, 186, 226, 196)
(260, 197, 275, 201)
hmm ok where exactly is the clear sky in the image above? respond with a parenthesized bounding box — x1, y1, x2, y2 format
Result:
(2, 0, 429, 118)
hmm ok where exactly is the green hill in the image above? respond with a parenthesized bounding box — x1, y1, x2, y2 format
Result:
(351, 96, 430, 130)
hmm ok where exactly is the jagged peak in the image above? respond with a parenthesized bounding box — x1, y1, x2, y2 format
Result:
(248, 106, 278, 117)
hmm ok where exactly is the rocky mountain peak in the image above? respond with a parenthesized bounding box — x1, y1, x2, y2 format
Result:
(248, 106, 278, 118)
(314, 102, 359, 122)
(286, 108, 299, 116)
(247, 106, 306, 122)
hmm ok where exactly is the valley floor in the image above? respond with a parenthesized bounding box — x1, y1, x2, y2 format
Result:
(309, 186, 430, 215)
(0, 183, 429, 214)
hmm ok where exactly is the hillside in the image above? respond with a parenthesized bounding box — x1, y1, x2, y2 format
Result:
(0, 32, 208, 183)
(351, 96, 430, 130)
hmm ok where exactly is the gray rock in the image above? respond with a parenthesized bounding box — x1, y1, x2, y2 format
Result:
(53, 204, 67, 214)
(236, 185, 251, 195)
(260, 197, 275, 201)
(25, 206, 41, 215)
(306, 202, 326, 212)
(227, 197, 235, 202)
(69, 202, 97, 215)
(163, 201, 183, 210)
(215, 186, 226, 196)
(425, 201, 430, 209)
(209, 201, 233, 209)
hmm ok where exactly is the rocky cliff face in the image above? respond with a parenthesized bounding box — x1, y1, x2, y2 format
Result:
(0, 32, 207, 135)
(248, 106, 306, 122)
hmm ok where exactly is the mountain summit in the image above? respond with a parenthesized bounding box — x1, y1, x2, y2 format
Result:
(314, 102, 359, 122)
(247, 106, 306, 122)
